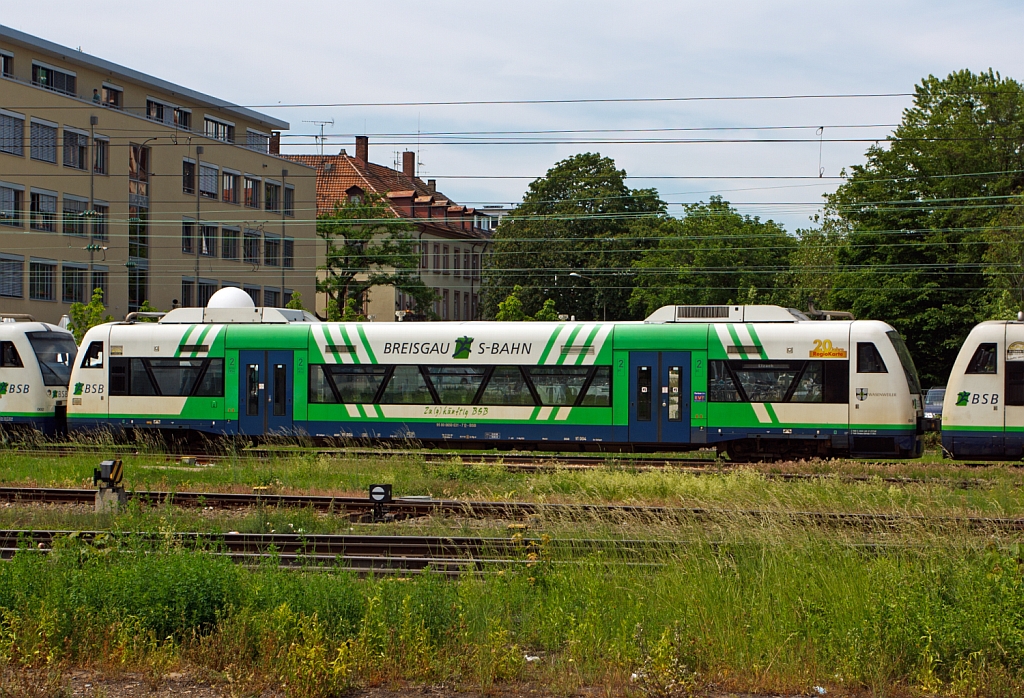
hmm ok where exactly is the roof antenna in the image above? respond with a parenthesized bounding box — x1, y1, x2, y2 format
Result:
(302, 119, 334, 157)
(817, 126, 825, 177)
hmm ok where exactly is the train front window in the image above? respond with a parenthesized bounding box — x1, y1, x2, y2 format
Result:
(0, 341, 23, 368)
(26, 332, 77, 386)
(965, 342, 997, 375)
(80, 341, 103, 369)
(886, 331, 922, 395)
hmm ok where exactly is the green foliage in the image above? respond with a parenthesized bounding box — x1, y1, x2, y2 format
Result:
(825, 69, 1024, 385)
(284, 291, 306, 311)
(137, 300, 160, 322)
(630, 197, 796, 314)
(67, 288, 113, 343)
(317, 194, 435, 319)
(482, 153, 665, 321)
(533, 298, 560, 321)
(496, 286, 561, 322)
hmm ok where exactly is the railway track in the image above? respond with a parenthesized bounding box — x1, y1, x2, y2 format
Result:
(0, 529, 671, 574)
(2, 486, 1023, 532)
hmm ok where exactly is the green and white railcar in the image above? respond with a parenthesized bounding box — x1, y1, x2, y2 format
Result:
(941, 320, 1024, 459)
(0, 319, 78, 436)
(68, 290, 925, 457)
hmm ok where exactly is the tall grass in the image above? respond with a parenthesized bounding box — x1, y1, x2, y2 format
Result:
(0, 534, 1022, 696)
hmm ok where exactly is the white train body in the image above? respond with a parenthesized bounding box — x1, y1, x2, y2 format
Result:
(942, 320, 1024, 459)
(0, 321, 78, 435)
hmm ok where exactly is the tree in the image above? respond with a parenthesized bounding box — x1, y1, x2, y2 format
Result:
(827, 69, 1024, 385)
(533, 298, 560, 321)
(317, 194, 435, 320)
(137, 300, 160, 322)
(284, 291, 306, 311)
(630, 197, 796, 315)
(481, 153, 665, 321)
(68, 288, 113, 342)
(495, 286, 562, 321)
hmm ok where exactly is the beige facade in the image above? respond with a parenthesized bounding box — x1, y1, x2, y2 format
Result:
(0, 26, 317, 324)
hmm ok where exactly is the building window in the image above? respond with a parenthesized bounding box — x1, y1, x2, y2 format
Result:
(180, 278, 193, 308)
(0, 186, 22, 227)
(442, 289, 449, 320)
(464, 250, 470, 279)
(29, 260, 56, 301)
(284, 186, 294, 216)
(471, 294, 478, 320)
(182, 160, 195, 195)
(101, 86, 122, 110)
(62, 197, 87, 236)
(30, 121, 57, 163)
(244, 230, 261, 264)
(32, 64, 76, 96)
(454, 291, 460, 320)
(175, 109, 191, 130)
(244, 177, 260, 208)
(265, 182, 281, 212)
(62, 265, 87, 304)
(0, 53, 11, 78)
(0, 113, 24, 156)
(198, 279, 217, 307)
(246, 130, 269, 153)
(56, 128, 81, 164)
(92, 204, 108, 239)
(443, 245, 449, 275)
(199, 164, 218, 199)
(432, 288, 439, 317)
(222, 172, 238, 203)
(127, 261, 147, 312)
(200, 225, 217, 257)
(283, 238, 294, 268)
(464, 293, 469, 321)
(93, 138, 108, 174)
(30, 191, 56, 232)
(91, 269, 108, 300)
(146, 100, 167, 123)
(433, 243, 440, 272)
(217, 227, 237, 260)
(473, 253, 480, 279)
(181, 220, 195, 254)
(204, 118, 234, 143)
(128, 206, 148, 259)
(129, 144, 150, 199)
(0, 255, 24, 298)
(264, 236, 281, 267)
(420, 244, 428, 269)
(454, 247, 460, 277)
(264, 288, 280, 307)
(244, 286, 261, 306)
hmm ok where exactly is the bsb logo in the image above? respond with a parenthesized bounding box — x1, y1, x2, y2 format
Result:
(452, 337, 474, 360)
(957, 391, 999, 406)
(0, 382, 6, 396)
(74, 382, 84, 396)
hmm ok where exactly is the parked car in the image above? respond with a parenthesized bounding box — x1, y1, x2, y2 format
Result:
(924, 386, 946, 420)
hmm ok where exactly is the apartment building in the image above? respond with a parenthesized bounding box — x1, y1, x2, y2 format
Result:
(0, 25, 317, 323)
(287, 137, 494, 321)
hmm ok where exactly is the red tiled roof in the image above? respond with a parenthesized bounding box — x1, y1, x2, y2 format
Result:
(284, 152, 488, 240)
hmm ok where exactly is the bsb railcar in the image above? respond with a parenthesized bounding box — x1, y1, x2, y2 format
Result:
(941, 320, 1024, 459)
(67, 291, 925, 458)
(0, 318, 78, 436)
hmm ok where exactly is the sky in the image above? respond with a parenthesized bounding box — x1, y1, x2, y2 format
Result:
(6, 0, 1024, 231)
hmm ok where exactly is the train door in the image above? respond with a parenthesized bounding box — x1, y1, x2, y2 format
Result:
(238, 350, 294, 435)
(628, 351, 691, 444)
(1004, 324, 1024, 457)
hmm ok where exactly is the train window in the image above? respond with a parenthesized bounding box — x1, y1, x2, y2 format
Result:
(708, 361, 742, 402)
(667, 366, 682, 420)
(109, 358, 127, 394)
(789, 362, 823, 402)
(426, 366, 487, 405)
(966, 343, 997, 375)
(823, 361, 850, 403)
(80, 341, 103, 369)
(147, 359, 210, 396)
(309, 365, 387, 404)
(857, 343, 888, 373)
(527, 366, 590, 406)
(246, 364, 259, 415)
(130, 359, 158, 396)
(479, 366, 535, 405)
(1006, 361, 1024, 406)
(195, 360, 224, 397)
(579, 366, 611, 407)
(379, 365, 434, 404)
(886, 331, 922, 395)
(732, 361, 802, 403)
(26, 332, 77, 386)
(273, 364, 287, 416)
(0, 341, 22, 368)
(636, 366, 652, 421)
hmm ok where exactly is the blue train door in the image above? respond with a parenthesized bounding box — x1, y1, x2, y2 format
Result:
(629, 351, 691, 445)
(239, 350, 294, 435)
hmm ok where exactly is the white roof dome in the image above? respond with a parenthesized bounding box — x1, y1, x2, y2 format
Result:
(206, 287, 255, 309)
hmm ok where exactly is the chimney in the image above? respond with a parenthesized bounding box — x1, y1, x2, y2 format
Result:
(427, 179, 436, 193)
(269, 131, 281, 155)
(402, 151, 415, 177)
(355, 136, 368, 164)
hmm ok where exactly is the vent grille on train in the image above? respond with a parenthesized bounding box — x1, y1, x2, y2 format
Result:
(676, 305, 731, 319)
